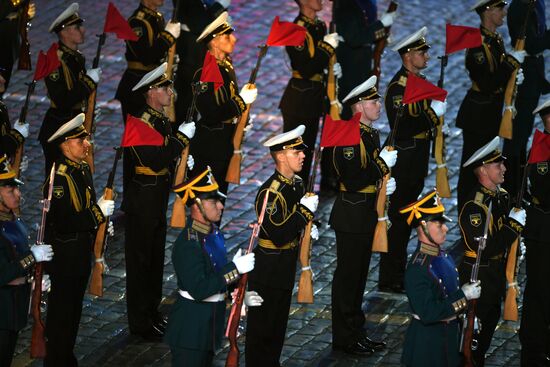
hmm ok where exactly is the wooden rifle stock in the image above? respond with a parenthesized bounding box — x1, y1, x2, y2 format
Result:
(434, 55, 451, 198)
(30, 164, 55, 358)
(225, 184, 273, 367)
(372, 1, 398, 88)
(17, 2, 31, 71)
(226, 45, 269, 184)
(462, 299, 477, 367)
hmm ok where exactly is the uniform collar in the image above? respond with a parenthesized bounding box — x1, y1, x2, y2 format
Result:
(63, 156, 85, 170)
(58, 42, 79, 57)
(191, 219, 211, 235)
(480, 26, 501, 39)
(419, 242, 440, 256)
(276, 171, 294, 185)
(138, 3, 162, 18)
(298, 13, 318, 25)
(360, 123, 375, 133)
(0, 211, 15, 222)
(480, 185, 497, 197)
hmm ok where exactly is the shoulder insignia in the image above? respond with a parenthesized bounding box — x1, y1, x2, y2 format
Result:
(474, 51, 485, 65)
(469, 213, 482, 227)
(49, 70, 60, 81)
(133, 27, 143, 38)
(141, 112, 151, 124)
(537, 162, 548, 175)
(392, 95, 403, 108)
(411, 252, 428, 265)
(297, 20, 305, 27)
(136, 11, 144, 19)
(269, 180, 281, 193)
(474, 192, 484, 205)
(56, 164, 67, 174)
(343, 147, 354, 160)
(53, 186, 64, 199)
(398, 76, 407, 87)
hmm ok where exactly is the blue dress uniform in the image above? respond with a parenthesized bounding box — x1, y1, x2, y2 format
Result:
(279, 12, 335, 188)
(0, 100, 24, 158)
(502, 0, 550, 198)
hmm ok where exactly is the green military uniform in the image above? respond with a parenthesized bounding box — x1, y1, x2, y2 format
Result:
(0, 100, 24, 158)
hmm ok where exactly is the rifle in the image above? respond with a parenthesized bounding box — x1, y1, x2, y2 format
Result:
(372, 104, 403, 253)
(89, 147, 122, 297)
(170, 82, 200, 229)
(225, 181, 276, 367)
(83, 33, 107, 173)
(460, 201, 492, 366)
(499, 0, 535, 140)
(17, 2, 32, 71)
(433, 55, 451, 198)
(164, 0, 180, 123)
(225, 45, 269, 184)
(30, 164, 55, 358)
(12, 80, 36, 176)
(372, 1, 398, 89)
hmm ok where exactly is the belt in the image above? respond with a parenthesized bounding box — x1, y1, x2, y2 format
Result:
(127, 61, 156, 72)
(291, 71, 323, 82)
(339, 183, 377, 193)
(135, 167, 169, 176)
(258, 238, 298, 250)
(412, 313, 457, 323)
(471, 82, 503, 94)
(464, 252, 505, 261)
(412, 130, 430, 139)
(178, 290, 225, 302)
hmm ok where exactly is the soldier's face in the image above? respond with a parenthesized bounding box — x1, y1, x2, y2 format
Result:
(201, 198, 224, 223)
(212, 33, 237, 56)
(300, 0, 323, 12)
(409, 50, 430, 70)
(62, 137, 91, 162)
(0, 186, 21, 212)
(485, 5, 507, 27)
(357, 99, 381, 123)
(282, 149, 306, 174)
(149, 85, 173, 107)
(425, 220, 448, 246)
(483, 161, 506, 185)
(61, 24, 85, 45)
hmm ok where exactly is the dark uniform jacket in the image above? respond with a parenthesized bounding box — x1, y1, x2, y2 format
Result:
(0, 100, 24, 157)
(0, 0, 28, 88)
(164, 219, 239, 351)
(122, 105, 190, 216)
(0, 213, 33, 331)
(402, 243, 467, 367)
(249, 171, 314, 291)
(279, 13, 335, 120)
(44, 157, 105, 276)
(456, 27, 520, 136)
(384, 67, 440, 178)
(524, 156, 550, 242)
(39, 43, 96, 144)
(329, 123, 389, 233)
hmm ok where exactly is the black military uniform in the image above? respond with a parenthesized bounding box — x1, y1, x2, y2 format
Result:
(0, 0, 29, 95)
(503, 0, 550, 198)
(456, 23, 521, 209)
(43, 121, 105, 366)
(0, 100, 24, 158)
(279, 13, 335, 188)
(115, 2, 175, 121)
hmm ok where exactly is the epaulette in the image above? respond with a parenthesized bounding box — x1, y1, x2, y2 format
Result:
(56, 164, 67, 174)
(474, 192, 484, 206)
(139, 112, 155, 128)
(398, 75, 407, 87)
(136, 11, 145, 20)
(411, 252, 428, 266)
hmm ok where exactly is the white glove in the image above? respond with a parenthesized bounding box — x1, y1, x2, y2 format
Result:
(300, 194, 319, 213)
(380, 11, 397, 27)
(42, 274, 51, 292)
(333, 62, 342, 79)
(379, 147, 397, 168)
(217, 0, 231, 8)
(86, 68, 102, 84)
(165, 21, 181, 39)
(386, 177, 396, 196)
(515, 68, 524, 86)
(97, 196, 115, 217)
(108, 220, 114, 237)
(19, 155, 29, 173)
(178, 121, 196, 139)
(323, 32, 340, 49)
(240, 84, 258, 105)
(509, 208, 526, 226)
(187, 154, 194, 171)
(461, 280, 481, 300)
(520, 240, 526, 260)
(509, 49, 526, 64)
(244, 291, 263, 307)
(310, 224, 319, 241)
(31, 244, 53, 262)
(14, 122, 29, 138)
(431, 100, 447, 117)
(232, 249, 255, 274)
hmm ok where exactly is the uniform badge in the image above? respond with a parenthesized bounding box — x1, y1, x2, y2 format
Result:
(474, 52, 485, 65)
(343, 147, 354, 160)
(133, 27, 143, 37)
(49, 70, 60, 81)
(469, 214, 481, 227)
(53, 186, 64, 199)
(266, 202, 277, 215)
(537, 162, 548, 175)
(393, 95, 402, 108)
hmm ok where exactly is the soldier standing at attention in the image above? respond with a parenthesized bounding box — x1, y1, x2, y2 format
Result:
(0, 72, 29, 163)
(123, 63, 195, 340)
(330, 76, 395, 356)
(519, 99, 550, 367)
(458, 137, 526, 366)
(400, 190, 481, 367)
(191, 11, 258, 196)
(245, 125, 319, 367)
(456, 0, 525, 210)
(378, 27, 447, 293)
(39, 3, 102, 176)
(44, 114, 114, 366)
(279, 0, 340, 189)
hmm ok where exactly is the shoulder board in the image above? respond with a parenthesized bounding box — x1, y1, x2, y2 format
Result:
(269, 180, 281, 193)
(499, 187, 508, 194)
(136, 11, 144, 20)
(398, 75, 407, 87)
(474, 192, 484, 206)
(411, 252, 428, 266)
(56, 164, 67, 174)
(296, 20, 305, 27)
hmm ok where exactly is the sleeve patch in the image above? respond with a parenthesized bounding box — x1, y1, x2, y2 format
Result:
(469, 213, 481, 227)
(53, 186, 64, 199)
(343, 147, 354, 160)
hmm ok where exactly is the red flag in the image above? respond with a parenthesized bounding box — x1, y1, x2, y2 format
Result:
(104, 2, 138, 41)
(121, 115, 164, 147)
(34, 43, 60, 81)
(200, 52, 223, 91)
(528, 129, 550, 163)
(320, 113, 361, 148)
(445, 24, 482, 55)
(403, 73, 448, 104)
(266, 16, 307, 47)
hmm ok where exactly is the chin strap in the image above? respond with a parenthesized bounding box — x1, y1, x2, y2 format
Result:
(420, 220, 439, 247)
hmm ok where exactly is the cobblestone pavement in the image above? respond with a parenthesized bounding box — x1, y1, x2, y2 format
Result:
(5, 0, 548, 366)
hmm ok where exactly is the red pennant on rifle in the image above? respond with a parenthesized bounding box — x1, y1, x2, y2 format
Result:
(34, 43, 60, 81)
(200, 52, 223, 91)
(528, 129, 550, 164)
(121, 115, 164, 147)
(320, 113, 361, 147)
(445, 24, 482, 55)
(403, 73, 448, 104)
(104, 2, 138, 41)
(266, 16, 307, 47)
